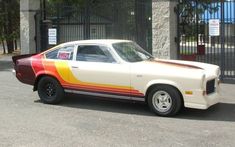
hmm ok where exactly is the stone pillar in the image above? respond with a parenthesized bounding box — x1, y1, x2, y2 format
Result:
(20, 0, 40, 54)
(152, 0, 178, 59)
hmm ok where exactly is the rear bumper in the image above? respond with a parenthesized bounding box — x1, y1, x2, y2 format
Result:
(13, 69, 35, 86)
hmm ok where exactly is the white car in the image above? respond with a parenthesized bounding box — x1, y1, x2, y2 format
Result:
(12, 39, 220, 116)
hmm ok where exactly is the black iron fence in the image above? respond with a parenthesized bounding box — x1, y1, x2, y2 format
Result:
(36, 0, 152, 53)
(177, 0, 235, 83)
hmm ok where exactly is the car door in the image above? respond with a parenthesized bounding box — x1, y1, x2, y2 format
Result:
(69, 44, 132, 99)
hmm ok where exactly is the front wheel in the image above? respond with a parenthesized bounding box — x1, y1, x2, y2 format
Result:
(37, 76, 64, 104)
(147, 85, 182, 116)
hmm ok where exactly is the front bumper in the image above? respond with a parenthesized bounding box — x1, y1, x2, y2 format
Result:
(184, 79, 220, 110)
(184, 91, 220, 109)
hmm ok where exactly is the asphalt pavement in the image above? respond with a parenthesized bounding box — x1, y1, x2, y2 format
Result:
(0, 55, 235, 147)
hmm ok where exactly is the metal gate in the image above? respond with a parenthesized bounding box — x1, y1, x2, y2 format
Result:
(177, 0, 235, 83)
(37, 0, 152, 53)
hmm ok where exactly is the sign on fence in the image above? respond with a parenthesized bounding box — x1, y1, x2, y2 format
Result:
(48, 28, 57, 45)
(209, 19, 220, 36)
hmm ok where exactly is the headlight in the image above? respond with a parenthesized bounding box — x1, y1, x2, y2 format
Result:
(216, 68, 221, 76)
(201, 74, 206, 89)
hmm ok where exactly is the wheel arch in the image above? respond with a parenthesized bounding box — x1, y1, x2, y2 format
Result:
(33, 74, 60, 91)
(144, 80, 184, 106)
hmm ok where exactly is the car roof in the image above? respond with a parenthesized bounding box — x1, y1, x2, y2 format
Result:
(42, 39, 133, 54)
(60, 39, 132, 46)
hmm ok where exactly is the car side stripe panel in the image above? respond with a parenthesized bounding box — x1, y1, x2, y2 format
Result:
(64, 89, 145, 102)
(63, 84, 144, 97)
(63, 85, 145, 97)
(31, 56, 145, 97)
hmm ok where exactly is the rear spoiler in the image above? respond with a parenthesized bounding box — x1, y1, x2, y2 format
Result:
(12, 54, 37, 64)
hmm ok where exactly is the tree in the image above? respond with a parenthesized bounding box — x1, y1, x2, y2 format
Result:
(0, 10, 6, 53)
(0, 0, 19, 54)
(179, 0, 220, 26)
(179, 0, 220, 39)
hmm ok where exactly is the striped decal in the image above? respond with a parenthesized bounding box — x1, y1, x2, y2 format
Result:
(64, 85, 145, 98)
(147, 60, 203, 70)
(31, 55, 145, 98)
(64, 89, 145, 102)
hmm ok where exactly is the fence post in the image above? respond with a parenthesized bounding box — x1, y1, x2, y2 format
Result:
(220, 0, 225, 81)
(84, 0, 90, 40)
(152, 0, 178, 59)
(20, 0, 40, 54)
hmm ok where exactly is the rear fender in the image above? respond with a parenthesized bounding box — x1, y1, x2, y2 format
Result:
(34, 71, 62, 91)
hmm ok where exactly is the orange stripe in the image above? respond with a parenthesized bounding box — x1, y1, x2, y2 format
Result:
(64, 83, 138, 93)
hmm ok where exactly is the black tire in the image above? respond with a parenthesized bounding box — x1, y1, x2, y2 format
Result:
(147, 85, 182, 116)
(37, 76, 64, 104)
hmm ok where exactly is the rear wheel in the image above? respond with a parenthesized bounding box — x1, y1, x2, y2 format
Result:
(147, 85, 182, 116)
(37, 76, 64, 104)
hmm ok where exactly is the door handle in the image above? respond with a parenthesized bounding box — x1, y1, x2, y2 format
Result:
(71, 66, 79, 69)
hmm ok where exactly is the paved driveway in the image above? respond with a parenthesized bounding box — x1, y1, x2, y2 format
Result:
(0, 56, 235, 147)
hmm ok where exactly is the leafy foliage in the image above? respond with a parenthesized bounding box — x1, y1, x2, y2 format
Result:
(0, 0, 20, 53)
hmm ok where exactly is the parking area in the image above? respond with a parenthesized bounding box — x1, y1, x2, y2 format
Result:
(0, 55, 235, 147)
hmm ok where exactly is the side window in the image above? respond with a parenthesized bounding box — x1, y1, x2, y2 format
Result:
(46, 46, 74, 60)
(76, 45, 115, 63)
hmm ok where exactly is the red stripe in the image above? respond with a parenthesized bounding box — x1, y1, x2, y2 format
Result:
(149, 60, 203, 70)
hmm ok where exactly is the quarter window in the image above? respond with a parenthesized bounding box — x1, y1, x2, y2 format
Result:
(46, 46, 74, 60)
(76, 45, 115, 63)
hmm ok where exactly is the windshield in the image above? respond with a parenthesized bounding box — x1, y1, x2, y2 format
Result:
(112, 42, 153, 62)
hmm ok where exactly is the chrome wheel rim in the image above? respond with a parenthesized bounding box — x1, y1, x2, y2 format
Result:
(152, 91, 172, 113)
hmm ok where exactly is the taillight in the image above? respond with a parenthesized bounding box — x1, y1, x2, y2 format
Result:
(13, 60, 19, 71)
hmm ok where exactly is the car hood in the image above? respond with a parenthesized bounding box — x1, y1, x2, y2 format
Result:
(133, 59, 220, 78)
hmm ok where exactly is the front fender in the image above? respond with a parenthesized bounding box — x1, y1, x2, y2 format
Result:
(144, 79, 184, 96)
